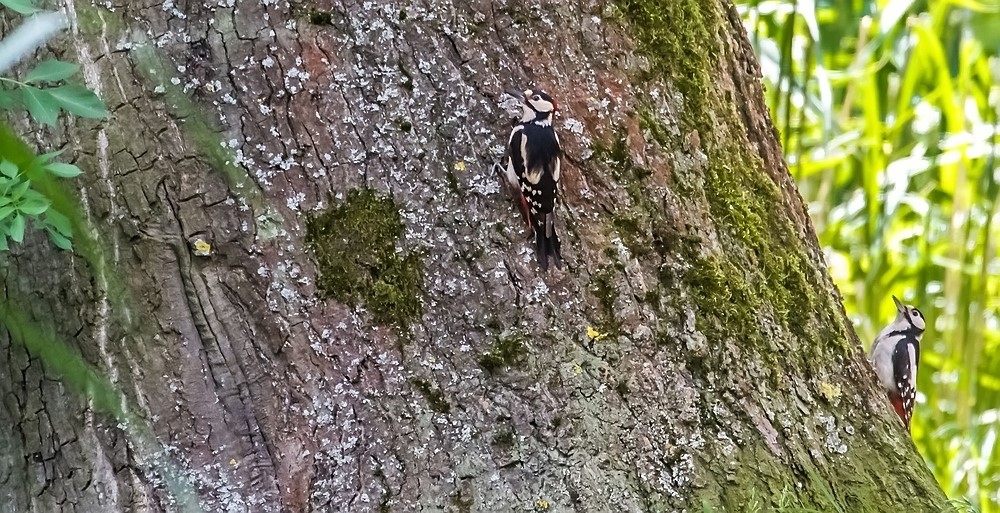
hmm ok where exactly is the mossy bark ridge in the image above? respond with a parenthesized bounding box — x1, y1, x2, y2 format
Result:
(0, 0, 946, 511)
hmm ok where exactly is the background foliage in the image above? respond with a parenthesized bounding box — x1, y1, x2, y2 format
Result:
(737, 0, 1000, 510)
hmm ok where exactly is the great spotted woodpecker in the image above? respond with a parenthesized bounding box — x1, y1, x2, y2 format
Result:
(870, 295, 926, 431)
(502, 88, 562, 271)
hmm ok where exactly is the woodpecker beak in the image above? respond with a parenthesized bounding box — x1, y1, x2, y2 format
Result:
(892, 295, 904, 312)
(505, 88, 526, 102)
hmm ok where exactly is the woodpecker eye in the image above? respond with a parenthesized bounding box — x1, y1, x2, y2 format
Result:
(532, 95, 541, 101)
(911, 308, 922, 318)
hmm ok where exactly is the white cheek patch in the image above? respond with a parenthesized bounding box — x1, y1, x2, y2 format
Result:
(521, 105, 535, 122)
(530, 99, 554, 112)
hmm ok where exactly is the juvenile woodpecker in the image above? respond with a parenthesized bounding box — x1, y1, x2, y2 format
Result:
(502, 87, 562, 271)
(869, 295, 926, 431)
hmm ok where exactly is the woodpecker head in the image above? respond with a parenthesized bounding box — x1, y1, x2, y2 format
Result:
(506, 88, 557, 123)
(891, 295, 926, 332)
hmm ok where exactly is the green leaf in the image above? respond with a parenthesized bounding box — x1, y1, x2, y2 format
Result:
(17, 196, 49, 215)
(34, 150, 63, 163)
(0, 160, 18, 178)
(9, 214, 24, 243)
(0, 235, 9, 251)
(45, 84, 109, 119)
(9, 179, 29, 200)
(23, 150, 61, 176)
(0, 0, 38, 14)
(0, 205, 15, 222)
(45, 162, 82, 178)
(24, 60, 79, 84)
(0, 89, 22, 110)
(21, 86, 59, 126)
(44, 209, 71, 236)
(45, 226, 71, 250)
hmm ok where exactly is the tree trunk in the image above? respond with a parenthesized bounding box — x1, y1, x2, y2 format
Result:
(0, 0, 949, 511)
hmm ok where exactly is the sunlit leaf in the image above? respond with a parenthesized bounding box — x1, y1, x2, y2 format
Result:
(796, 0, 819, 40)
(880, 0, 916, 35)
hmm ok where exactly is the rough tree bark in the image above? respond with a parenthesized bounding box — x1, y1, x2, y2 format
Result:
(0, 0, 949, 511)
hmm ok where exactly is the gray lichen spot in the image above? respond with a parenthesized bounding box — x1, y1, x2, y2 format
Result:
(306, 188, 423, 328)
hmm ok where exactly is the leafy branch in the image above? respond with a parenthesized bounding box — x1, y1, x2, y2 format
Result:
(0, 1, 109, 250)
(0, 59, 108, 125)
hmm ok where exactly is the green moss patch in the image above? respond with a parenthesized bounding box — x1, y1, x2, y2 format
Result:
(678, 156, 818, 344)
(493, 429, 516, 448)
(610, 0, 823, 345)
(412, 378, 450, 414)
(478, 334, 528, 373)
(612, 0, 716, 134)
(307, 9, 334, 25)
(306, 188, 423, 328)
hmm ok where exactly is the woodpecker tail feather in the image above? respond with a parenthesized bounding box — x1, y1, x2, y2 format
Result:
(533, 212, 562, 271)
